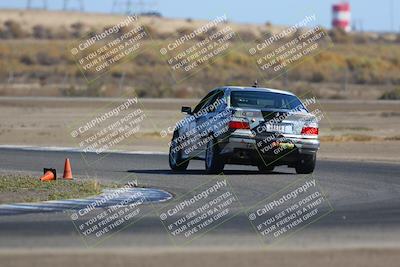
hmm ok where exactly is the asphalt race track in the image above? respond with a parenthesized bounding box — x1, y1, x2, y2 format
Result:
(0, 147, 399, 249)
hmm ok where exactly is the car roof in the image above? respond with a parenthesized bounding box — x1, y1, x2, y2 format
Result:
(219, 86, 295, 96)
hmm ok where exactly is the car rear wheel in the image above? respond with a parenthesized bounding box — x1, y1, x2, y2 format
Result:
(257, 163, 275, 173)
(295, 154, 316, 174)
(205, 138, 225, 174)
(169, 131, 189, 171)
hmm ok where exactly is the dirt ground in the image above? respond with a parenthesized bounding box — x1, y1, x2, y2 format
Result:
(1, 247, 400, 267)
(0, 97, 399, 163)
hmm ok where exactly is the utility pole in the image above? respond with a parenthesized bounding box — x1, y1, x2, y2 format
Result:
(390, 0, 394, 32)
(26, 0, 47, 10)
(79, 0, 84, 12)
(134, 0, 158, 14)
(63, 0, 84, 12)
(135, 0, 147, 14)
(126, 0, 133, 14)
(112, 0, 133, 14)
(112, 0, 158, 15)
(63, 0, 68, 11)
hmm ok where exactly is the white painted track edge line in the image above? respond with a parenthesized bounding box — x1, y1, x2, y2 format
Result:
(0, 145, 168, 155)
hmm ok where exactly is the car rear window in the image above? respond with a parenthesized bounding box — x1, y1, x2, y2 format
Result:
(230, 91, 306, 111)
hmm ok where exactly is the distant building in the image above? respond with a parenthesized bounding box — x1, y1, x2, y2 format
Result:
(332, 2, 351, 32)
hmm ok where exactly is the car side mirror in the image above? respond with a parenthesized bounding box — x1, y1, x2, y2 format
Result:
(181, 106, 192, 114)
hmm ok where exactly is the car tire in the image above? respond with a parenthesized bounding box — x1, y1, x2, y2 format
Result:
(295, 154, 316, 174)
(205, 137, 225, 174)
(169, 131, 189, 171)
(257, 164, 275, 173)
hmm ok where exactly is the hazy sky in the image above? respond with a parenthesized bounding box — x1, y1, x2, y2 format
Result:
(0, 0, 398, 32)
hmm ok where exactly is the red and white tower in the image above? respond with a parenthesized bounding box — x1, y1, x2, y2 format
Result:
(332, 2, 351, 32)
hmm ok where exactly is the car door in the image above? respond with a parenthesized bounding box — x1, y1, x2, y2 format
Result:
(194, 90, 225, 155)
(181, 91, 218, 158)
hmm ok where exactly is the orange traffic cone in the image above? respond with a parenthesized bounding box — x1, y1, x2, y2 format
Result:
(63, 158, 73, 180)
(40, 168, 56, 182)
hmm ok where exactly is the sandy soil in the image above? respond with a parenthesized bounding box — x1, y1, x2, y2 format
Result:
(0, 97, 399, 163)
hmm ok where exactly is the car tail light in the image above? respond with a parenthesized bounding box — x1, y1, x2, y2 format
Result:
(229, 121, 250, 130)
(301, 127, 319, 135)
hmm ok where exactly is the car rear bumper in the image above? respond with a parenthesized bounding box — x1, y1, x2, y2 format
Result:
(219, 134, 319, 166)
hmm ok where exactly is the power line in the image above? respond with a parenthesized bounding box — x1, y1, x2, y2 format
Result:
(26, 0, 48, 10)
(112, 0, 158, 15)
(63, 0, 84, 12)
(112, 0, 134, 15)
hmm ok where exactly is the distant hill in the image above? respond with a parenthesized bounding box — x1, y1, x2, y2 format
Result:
(0, 9, 399, 100)
(0, 9, 396, 41)
(0, 9, 286, 36)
